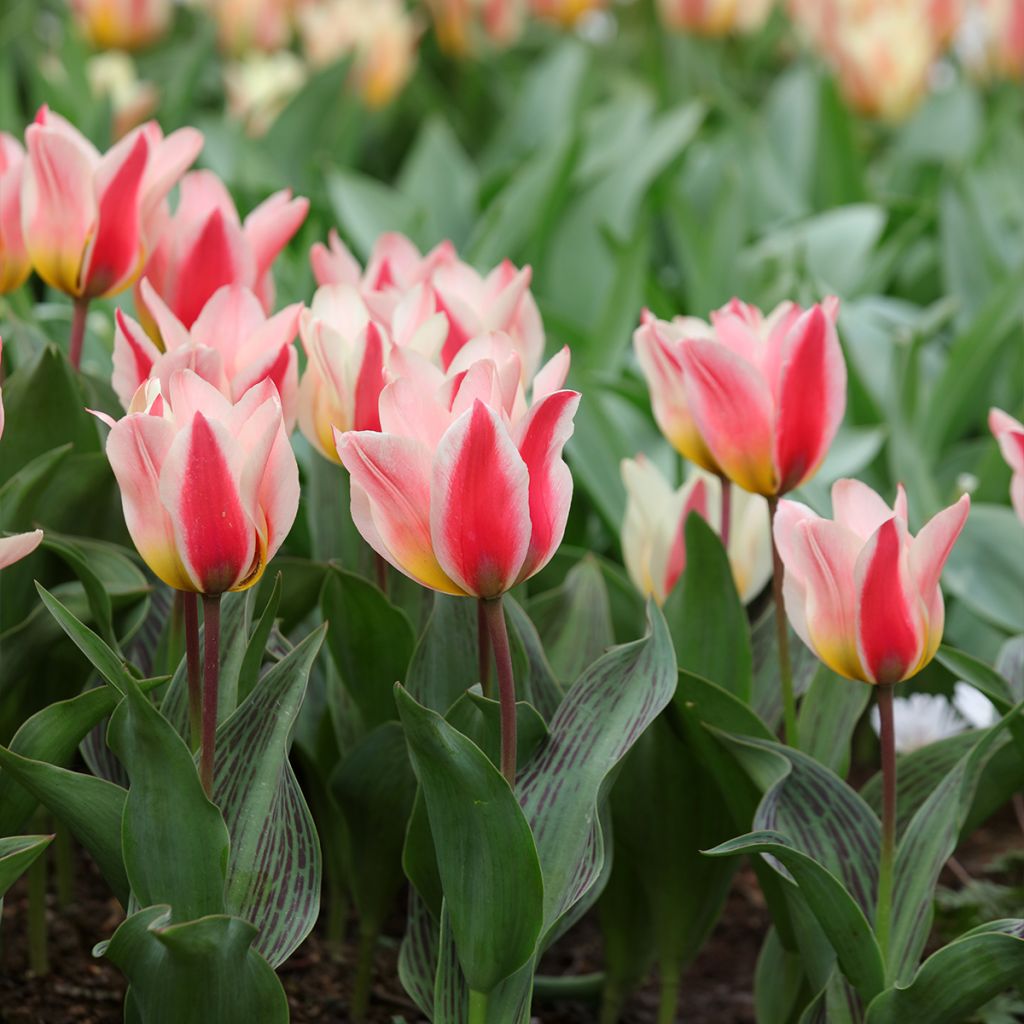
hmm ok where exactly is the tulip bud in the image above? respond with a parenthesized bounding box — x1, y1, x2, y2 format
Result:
(989, 407, 1024, 523)
(773, 479, 970, 685)
(20, 108, 202, 301)
(0, 135, 30, 295)
(95, 371, 299, 594)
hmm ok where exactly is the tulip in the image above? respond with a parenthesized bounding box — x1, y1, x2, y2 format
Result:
(337, 353, 579, 783)
(204, 0, 296, 56)
(530, 0, 607, 26)
(0, 338, 44, 569)
(113, 279, 301, 428)
(297, 0, 419, 108)
(223, 53, 309, 139)
(0, 134, 30, 295)
(70, 0, 174, 50)
(139, 170, 308, 333)
(657, 0, 775, 35)
(87, 52, 161, 141)
(424, 0, 526, 55)
(967, 0, 1024, 80)
(621, 457, 772, 605)
(989, 408, 1024, 522)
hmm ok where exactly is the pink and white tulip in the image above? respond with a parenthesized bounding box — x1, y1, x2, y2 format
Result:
(0, 134, 30, 294)
(335, 353, 579, 597)
(621, 457, 772, 605)
(70, 0, 174, 50)
(21, 107, 201, 300)
(425, 0, 526, 55)
(113, 280, 301, 428)
(657, 0, 776, 35)
(94, 371, 299, 594)
(530, 0, 607, 25)
(139, 169, 308, 332)
(989, 408, 1024, 523)
(773, 479, 970, 685)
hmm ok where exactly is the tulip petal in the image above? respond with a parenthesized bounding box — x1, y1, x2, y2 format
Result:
(378, 377, 451, 449)
(310, 229, 360, 286)
(532, 345, 571, 402)
(0, 529, 44, 571)
(431, 400, 531, 597)
(112, 308, 161, 410)
(679, 339, 776, 495)
(855, 517, 925, 684)
(174, 210, 251, 328)
(831, 477, 898, 541)
(514, 389, 580, 583)
(772, 305, 847, 494)
(664, 477, 711, 597)
(243, 190, 309, 282)
(335, 429, 463, 595)
(139, 278, 190, 352)
(352, 322, 386, 432)
(910, 493, 969, 647)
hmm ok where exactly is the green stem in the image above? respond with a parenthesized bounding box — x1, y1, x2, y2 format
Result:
(482, 596, 517, 786)
(54, 826, 74, 908)
(599, 983, 627, 1024)
(768, 497, 798, 746)
(324, 873, 349, 950)
(534, 971, 606, 1001)
(69, 297, 89, 371)
(199, 593, 222, 797)
(875, 683, 897, 969)
(350, 920, 378, 1021)
(477, 598, 491, 698)
(184, 591, 201, 754)
(27, 844, 48, 975)
(468, 989, 489, 1024)
(656, 963, 681, 1024)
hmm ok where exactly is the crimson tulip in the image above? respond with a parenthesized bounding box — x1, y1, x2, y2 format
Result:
(989, 407, 1024, 522)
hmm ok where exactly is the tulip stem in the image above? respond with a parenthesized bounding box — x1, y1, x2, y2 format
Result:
(199, 593, 222, 798)
(482, 597, 517, 786)
(183, 592, 201, 753)
(768, 498, 799, 747)
(69, 298, 89, 372)
(351, 918, 378, 1021)
(656, 962, 681, 1024)
(374, 552, 389, 596)
(477, 598, 492, 698)
(720, 477, 732, 551)
(468, 989, 488, 1024)
(875, 682, 897, 970)
(27, 836, 48, 975)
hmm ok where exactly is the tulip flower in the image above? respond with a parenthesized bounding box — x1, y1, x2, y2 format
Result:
(223, 52, 309, 138)
(966, 0, 1024, 80)
(204, 0, 296, 56)
(21, 107, 202, 366)
(621, 457, 772, 605)
(87, 52, 160, 140)
(113, 279, 301, 428)
(139, 170, 308, 333)
(0, 134, 30, 295)
(530, 0, 607, 26)
(337, 352, 579, 783)
(424, 0, 526, 55)
(657, 0, 775, 35)
(297, 0, 419, 108)
(989, 408, 1024, 522)
(0, 338, 44, 569)
(70, 0, 174, 50)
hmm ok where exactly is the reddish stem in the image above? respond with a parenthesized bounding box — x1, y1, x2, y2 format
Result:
(69, 299, 89, 371)
(482, 597, 517, 786)
(477, 598, 492, 698)
(183, 592, 201, 753)
(719, 477, 732, 551)
(199, 594, 222, 797)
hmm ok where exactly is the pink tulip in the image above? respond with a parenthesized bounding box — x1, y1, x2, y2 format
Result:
(669, 297, 845, 497)
(425, 0, 526, 55)
(335, 352, 579, 597)
(94, 371, 298, 594)
(113, 279, 301, 428)
(989, 408, 1024, 523)
(773, 479, 970, 685)
(530, 0, 606, 25)
(0, 134, 30, 294)
(139, 169, 308, 332)
(658, 0, 775, 35)
(71, 0, 174, 50)
(20, 107, 201, 301)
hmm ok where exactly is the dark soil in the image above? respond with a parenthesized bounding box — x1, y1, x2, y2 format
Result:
(2, 807, 1019, 1023)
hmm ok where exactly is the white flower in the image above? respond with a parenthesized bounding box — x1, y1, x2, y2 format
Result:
(870, 692, 964, 754)
(951, 682, 998, 729)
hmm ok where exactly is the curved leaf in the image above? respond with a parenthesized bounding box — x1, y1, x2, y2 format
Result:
(0, 834, 53, 897)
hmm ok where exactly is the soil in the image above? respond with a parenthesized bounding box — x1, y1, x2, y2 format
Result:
(1, 808, 1019, 1024)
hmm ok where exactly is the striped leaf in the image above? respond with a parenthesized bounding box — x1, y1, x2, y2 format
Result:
(398, 889, 439, 1018)
(0, 834, 52, 897)
(214, 626, 326, 968)
(505, 597, 563, 721)
(797, 667, 871, 778)
(866, 920, 1024, 1024)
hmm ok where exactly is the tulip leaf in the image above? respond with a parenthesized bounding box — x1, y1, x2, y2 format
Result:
(321, 568, 415, 729)
(398, 889, 440, 1018)
(0, 443, 72, 530)
(664, 513, 752, 701)
(797, 667, 871, 778)
(107, 674, 229, 922)
(0, 746, 129, 905)
(103, 906, 289, 1024)
(505, 596, 564, 721)
(754, 927, 807, 1024)
(865, 920, 1024, 1024)
(42, 534, 117, 650)
(936, 645, 1015, 711)
(395, 685, 545, 994)
(705, 830, 885, 1002)
(750, 605, 819, 730)
(406, 594, 480, 713)
(518, 602, 677, 940)
(236, 573, 283, 704)
(214, 625, 325, 967)
(0, 834, 53, 898)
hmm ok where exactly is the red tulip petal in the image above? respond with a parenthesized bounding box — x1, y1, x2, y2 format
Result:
(243, 190, 309, 281)
(112, 308, 161, 410)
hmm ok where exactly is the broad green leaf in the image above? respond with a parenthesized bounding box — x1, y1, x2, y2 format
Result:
(237, 573, 282, 704)
(754, 927, 806, 1024)
(214, 626, 325, 967)
(797, 667, 871, 777)
(505, 597, 563, 721)
(0, 443, 71, 530)
(104, 906, 289, 1024)
(398, 889, 439, 1018)
(751, 606, 819, 729)
(936, 645, 1015, 711)
(664, 514, 752, 700)
(321, 567, 415, 728)
(395, 685, 544, 994)
(108, 675, 229, 922)
(42, 534, 116, 648)
(326, 169, 422, 261)
(0, 746, 129, 905)
(0, 834, 52, 897)
(706, 830, 885, 1003)
(406, 594, 480, 713)
(865, 920, 1024, 1024)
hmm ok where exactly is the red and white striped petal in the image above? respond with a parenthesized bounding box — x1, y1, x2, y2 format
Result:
(431, 400, 531, 597)
(112, 308, 161, 410)
(989, 407, 1024, 473)
(174, 209, 252, 328)
(0, 529, 44, 571)
(166, 368, 235, 430)
(831, 477, 898, 541)
(532, 345, 571, 402)
(772, 304, 847, 494)
(513, 389, 580, 583)
(310, 229, 361, 287)
(335, 429, 463, 595)
(854, 517, 926, 684)
(664, 476, 711, 597)
(138, 125, 203, 236)
(138, 278, 190, 352)
(243, 190, 309, 284)
(679, 339, 776, 495)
